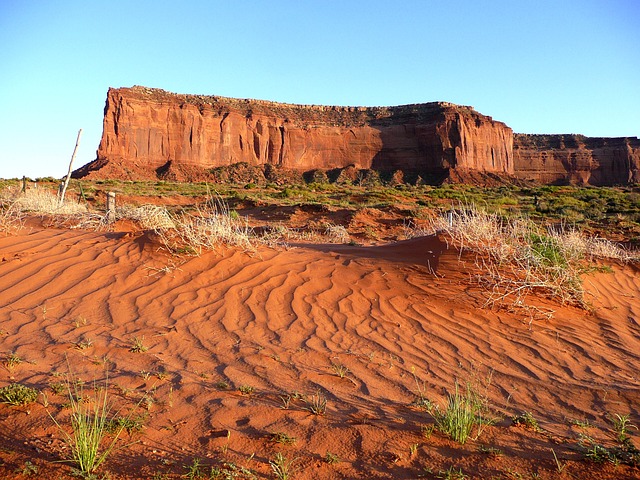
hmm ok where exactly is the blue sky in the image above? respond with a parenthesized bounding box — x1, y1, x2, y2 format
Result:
(1, 0, 639, 179)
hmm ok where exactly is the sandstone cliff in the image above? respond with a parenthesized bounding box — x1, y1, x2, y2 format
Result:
(513, 134, 640, 185)
(75, 86, 639, 186)
(75, 86, 513, 181)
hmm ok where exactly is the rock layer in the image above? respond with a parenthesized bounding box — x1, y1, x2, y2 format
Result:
(75, 86, 639, 185)
(513, 134, 640, 185)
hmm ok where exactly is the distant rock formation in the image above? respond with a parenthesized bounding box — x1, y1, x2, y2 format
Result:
(514, 134, 640, 185)
(74, 86, 639, 185)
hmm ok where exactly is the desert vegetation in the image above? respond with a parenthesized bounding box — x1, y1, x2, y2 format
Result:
(0, 177, 639, 478)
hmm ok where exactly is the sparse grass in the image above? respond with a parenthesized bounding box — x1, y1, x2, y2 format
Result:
(436, 466, 469, 480)
(75, 337, 93, 350)
(551, 448, 567, 473)
(305, 392, 327, 415)
(129, 336, 148, 353)
(430, 381, 494, 444)
(330, 362, 349, 379)
(279, 393, 293, 409)
(210, 461, 256, 479)
(182, 457, 203, 480)
(4, 352, 22, 370)
(47, 375, 133, 476)
(269, 452, 297, 480)
(0, 383, 39, 406)
(410, 366, 432, 410)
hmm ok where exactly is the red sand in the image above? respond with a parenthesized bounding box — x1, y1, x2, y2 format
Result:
(1, 222, 639, 479)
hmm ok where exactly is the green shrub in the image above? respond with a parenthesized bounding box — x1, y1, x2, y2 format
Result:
(0, 383, 39, 406)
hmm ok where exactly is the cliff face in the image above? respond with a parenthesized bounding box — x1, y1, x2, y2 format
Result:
(76, 86, 639, 185)
(513, 134, 640, 185)
(79, 86, 513, 180)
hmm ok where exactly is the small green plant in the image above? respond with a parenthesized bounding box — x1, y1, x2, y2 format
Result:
(570, 418, 593, 428)
(107, 414, 146, 434)
(75, 336, 93, 350)
(583, 442, 612, 463)
(436, 466, 469, 480)
(330, 362, 349, 379)
(478, 445, 502, 456)
(238, 385, 254, 396)
(325, 452, 340, 464)
(271, 431, 296, 445)
(183, 457, 203, 479)
(610, 413, 637, 443)
(215, 380, 230, 390)
(0, 383, 39, 406)
(421, 424, 435, 438)
(409, 443, 419, 456)
(4, 352, 22, 370)
(306, 392, 327, 415)
(17, 461, 38, 476)
(512, 411, 541, 432)
(129, 336, 148, 353)
(209, 461, 256, 479)
(269, 452, 296, 480)
(410, 366, 433, 410)
(74, 316, 88, 328)
(212, 461, 256, 479)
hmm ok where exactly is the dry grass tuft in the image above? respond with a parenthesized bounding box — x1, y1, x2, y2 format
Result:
(172, 198, 255, 253)
(10, 187, 88, 215)
(117, 205, 176, 230)
(324, 223, 351, 243)
(425, 204, 638, 311)
(0, 195, 24, 234)
(141, 197, 256, 255)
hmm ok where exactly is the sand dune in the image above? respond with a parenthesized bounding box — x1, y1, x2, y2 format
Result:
(1, 223, 639, 478)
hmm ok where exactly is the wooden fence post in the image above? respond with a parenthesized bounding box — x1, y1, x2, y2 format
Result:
(106, 192, 116, 223)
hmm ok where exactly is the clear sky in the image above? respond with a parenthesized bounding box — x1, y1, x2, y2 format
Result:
(1, 0, 639, 179)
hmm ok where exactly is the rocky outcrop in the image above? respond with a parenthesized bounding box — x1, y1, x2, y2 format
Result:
(75, 86, 514, 181)
(513, 134, 640, 185)
(74, 86, 639, 186)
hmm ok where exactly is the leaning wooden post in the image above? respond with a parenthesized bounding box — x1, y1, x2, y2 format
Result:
(21, 176, 27, 193)
(106, 192, 116, 223)
(58, 128, 83, 206)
